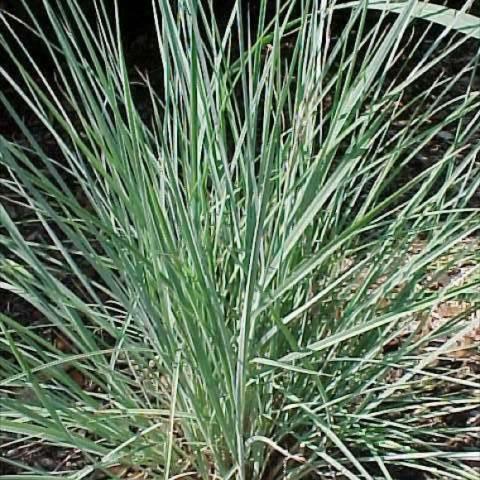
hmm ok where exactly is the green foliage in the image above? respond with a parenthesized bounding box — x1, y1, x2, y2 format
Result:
(0, 1, 479, 479)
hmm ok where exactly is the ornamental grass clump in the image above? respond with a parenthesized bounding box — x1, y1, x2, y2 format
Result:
(1, 1, 479, 479)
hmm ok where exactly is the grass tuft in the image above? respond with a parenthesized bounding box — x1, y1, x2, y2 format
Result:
(1, 1, 479, 479)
